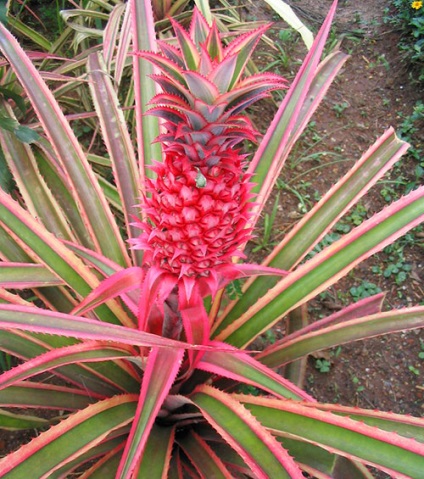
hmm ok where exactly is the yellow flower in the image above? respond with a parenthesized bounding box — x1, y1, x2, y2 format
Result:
(411, 0, 422, 9)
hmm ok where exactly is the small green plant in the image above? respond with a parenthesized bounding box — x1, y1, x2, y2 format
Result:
(252, 193, 281, 252)
(332, 101, 349, 117)
(409, 364, 420, 375)
(315, 358, 331, 373)
(352, 376, 365, 393)
(383, 260, 412, 285)
(418, 339, 424, 359)
(350, 281, 383, 301)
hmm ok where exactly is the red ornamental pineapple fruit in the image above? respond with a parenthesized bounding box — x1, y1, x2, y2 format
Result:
(132, 10, 287, 340)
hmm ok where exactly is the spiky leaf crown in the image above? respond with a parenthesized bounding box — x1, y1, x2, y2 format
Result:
(135, 9, 287, 169)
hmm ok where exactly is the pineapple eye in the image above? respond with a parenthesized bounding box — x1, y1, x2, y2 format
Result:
(195, 168, 207, 188)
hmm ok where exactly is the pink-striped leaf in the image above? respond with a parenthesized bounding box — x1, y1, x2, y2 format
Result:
(131, 0, 162, 182)
(0, 394, 138, 476)
(191, 385, 304, 478)
(0, 409, 49, 431)
(177, 430, 233, 478)
(103, 3, 127, 74)
(0, 304, 227, 352)
(117, 347, 184, 478)
(0, 99, 74, 240)
(0, 341, 137, 391)
(136, 424, 175, 478)
(238, 394, 424, 478)
(87, 52, 141, 265)
(0, 381, 97, 410)
(216, 186, 424, 347)
(0, 21, 130, 267)
(71, 267, 143, 317)
(224, 24, 271, 91)
(305, 402, 424, 442)
(225, 128, 408, 324)
(0, 189, 132, 326)
(170, 16, 201, 71)
(248, 0, 343, 224)
(0, 263, 63, 289)
(258, 306, 424, 368)
(197, 345, 313, 401)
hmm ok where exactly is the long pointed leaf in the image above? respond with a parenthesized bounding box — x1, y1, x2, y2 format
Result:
(87, 52, 141, 264)
(0, 190, 131, 326)
(240, 395, 424, 478)
(0, 382, 96, 410)
(221, 128, 408, 326)
(136, 424, 175, 478)
(191, 385, 304, 478)
(0, 304, 222, 352)
(258, 306, 424, 367)
(248, 0, 340, 220)
(131, 0, 162, 183)
(0, 263, 63, 288)
(216, 186, 424, 346)
(197, 347, 313, 401)
(0, 395, 138, 477)
(0, 341, 136, 390)
(117, 347, 184, 478)
(0, 22, 130, 267)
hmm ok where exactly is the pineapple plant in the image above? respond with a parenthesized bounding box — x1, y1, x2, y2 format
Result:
(0, 1, 423, 477)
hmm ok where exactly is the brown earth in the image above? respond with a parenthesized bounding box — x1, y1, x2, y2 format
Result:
(244, 0, 424, 441)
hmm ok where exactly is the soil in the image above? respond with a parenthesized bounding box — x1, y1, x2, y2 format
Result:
(1, 1, 423, 476)
(244, 0, 424, 435)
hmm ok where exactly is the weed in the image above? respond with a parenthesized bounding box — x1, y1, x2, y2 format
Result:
(349, 281, 382, 301)
(383, 260, 412, 285)
(408, 365, 420, 375)
(226, 279, 243, 300)
(418, 339, 424, 359)
(315, 358, 331, 373)
(238, 384, 261, 396)
(276, 180, 313, 214)
(252, 193, 280, 252)
(352, 375, 365, 393)
(368, 54, 390, 70)
(332, 101, 349, 117)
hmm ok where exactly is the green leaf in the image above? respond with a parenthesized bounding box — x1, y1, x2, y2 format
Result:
(132, 0, 162, 179)
(241, 395, 424, 478)
(0, 408, 49, 431)
(217, 187, 424, 347)
(0, 395, 137, 477)
(117, 348, 184, 478)
(0, 383, 94, 411)
(137, 424, 175, 478)
(178, 430, 232, 478)
(223, 129, 408, 326)
(0, 22, 130, 267)
(197, 349, 311, 400)
(13, 125, 39, 144)
(191, 385, 304, 478)
(0, 263, 64, 289)
(259, 307, 424, 368)
(87, 52, 141, 264)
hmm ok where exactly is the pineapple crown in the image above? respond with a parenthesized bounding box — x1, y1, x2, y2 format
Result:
(134, 9, 288, 169)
